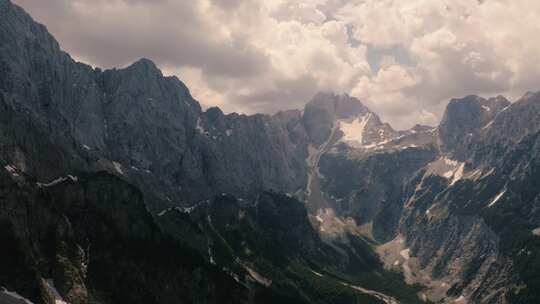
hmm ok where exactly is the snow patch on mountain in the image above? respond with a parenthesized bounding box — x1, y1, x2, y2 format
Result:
(450, 163, 465, 185)
(400, 248, 411, 260)
(425, 157, 465, 184)
(482, 120, 494, 130)
(42, 279, 68, 304)
(487, 190, 506, 207)
(311, 270, 324, 277)
(4, 164, 20, 177)
(464, 168, 483, 180)
(196, 117, 210, 137)
(208, 246, 216, 265)
(339, 113, 371, 147)
(112, 161, 124, 175)
(157, 200, 208, 217)
(242, 265, 272, 287)
(37, 175, 78, 188)
(0, 288, 34, 304)
(340, 281, 399, 304)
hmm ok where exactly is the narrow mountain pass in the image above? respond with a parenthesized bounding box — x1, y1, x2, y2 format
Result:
(305, 123, 339, 211)
(303, 121, 405, 303)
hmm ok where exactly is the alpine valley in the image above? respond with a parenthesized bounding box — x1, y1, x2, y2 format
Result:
(0, 1, 539, 303)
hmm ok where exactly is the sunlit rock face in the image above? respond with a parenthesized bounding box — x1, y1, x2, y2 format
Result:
(316, 90, 540, 303)
(438, 95, 510, 160)
(298, 87, 540, 303)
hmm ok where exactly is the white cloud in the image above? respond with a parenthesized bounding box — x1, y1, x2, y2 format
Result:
(12, 0, 540, 129)
(341, 0, 537, 128)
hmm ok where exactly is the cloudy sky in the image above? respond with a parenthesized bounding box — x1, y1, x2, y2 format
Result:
(12, 0, 540, 129)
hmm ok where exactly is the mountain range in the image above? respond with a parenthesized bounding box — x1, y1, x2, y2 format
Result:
(1, 0, 539, 303)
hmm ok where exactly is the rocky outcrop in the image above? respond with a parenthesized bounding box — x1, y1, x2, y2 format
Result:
(0, 0, 317, 214)
(393, 94, 540, 303)
(303, 92, 369, 145)
(0, 170, 249, 304)
(158, 191, 425, 304)
(398, 171, 514, 303)
(438, 95, 510, 160)
(312, 91, 540, 303)
(319, 147, 438, 242)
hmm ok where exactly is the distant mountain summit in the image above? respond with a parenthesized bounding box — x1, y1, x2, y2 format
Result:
(303, 92, 399, 149)
(438, 94, 511, 159)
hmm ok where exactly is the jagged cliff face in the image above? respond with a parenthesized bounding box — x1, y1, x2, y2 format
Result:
(313, 92, 540, 303)
(0, 1, 422, 304)
(299, 92, 438, 243)
(0, 170, 249, 304)
(438, 95, 510, 160)
(2, 0, 540, 303)
(0, 0, 310, 211)
(399, 92, 540, 303)
(285, 90, 535, 304)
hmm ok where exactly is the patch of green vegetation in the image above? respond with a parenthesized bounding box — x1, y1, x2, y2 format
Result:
(288, 262, 384, 304)
(206, 192, 426, 303)
(337, 234, 425, 303)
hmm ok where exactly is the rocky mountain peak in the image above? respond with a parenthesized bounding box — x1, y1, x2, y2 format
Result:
(443, 95, 485, 120)
(303, 92, 374, 145)
(438, 94, 510, 159)
(299, 91, 406, 153)
(124, 57, 162, 77)
(520, 90, 540, 101)
(440, 95, 510, 130)
(479, 90, 540, 150)
(307, 92, 369, 119)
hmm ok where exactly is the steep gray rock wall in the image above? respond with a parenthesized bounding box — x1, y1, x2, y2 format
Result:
(0, 0, 311, 212)
(319, 147, 438, 242)
(393, 94, 540, 303)
(313, 91, 540, 303)
(399, 173, 514, 303)
(438, 95, 510, 160)
(0, 170, 249, 304)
